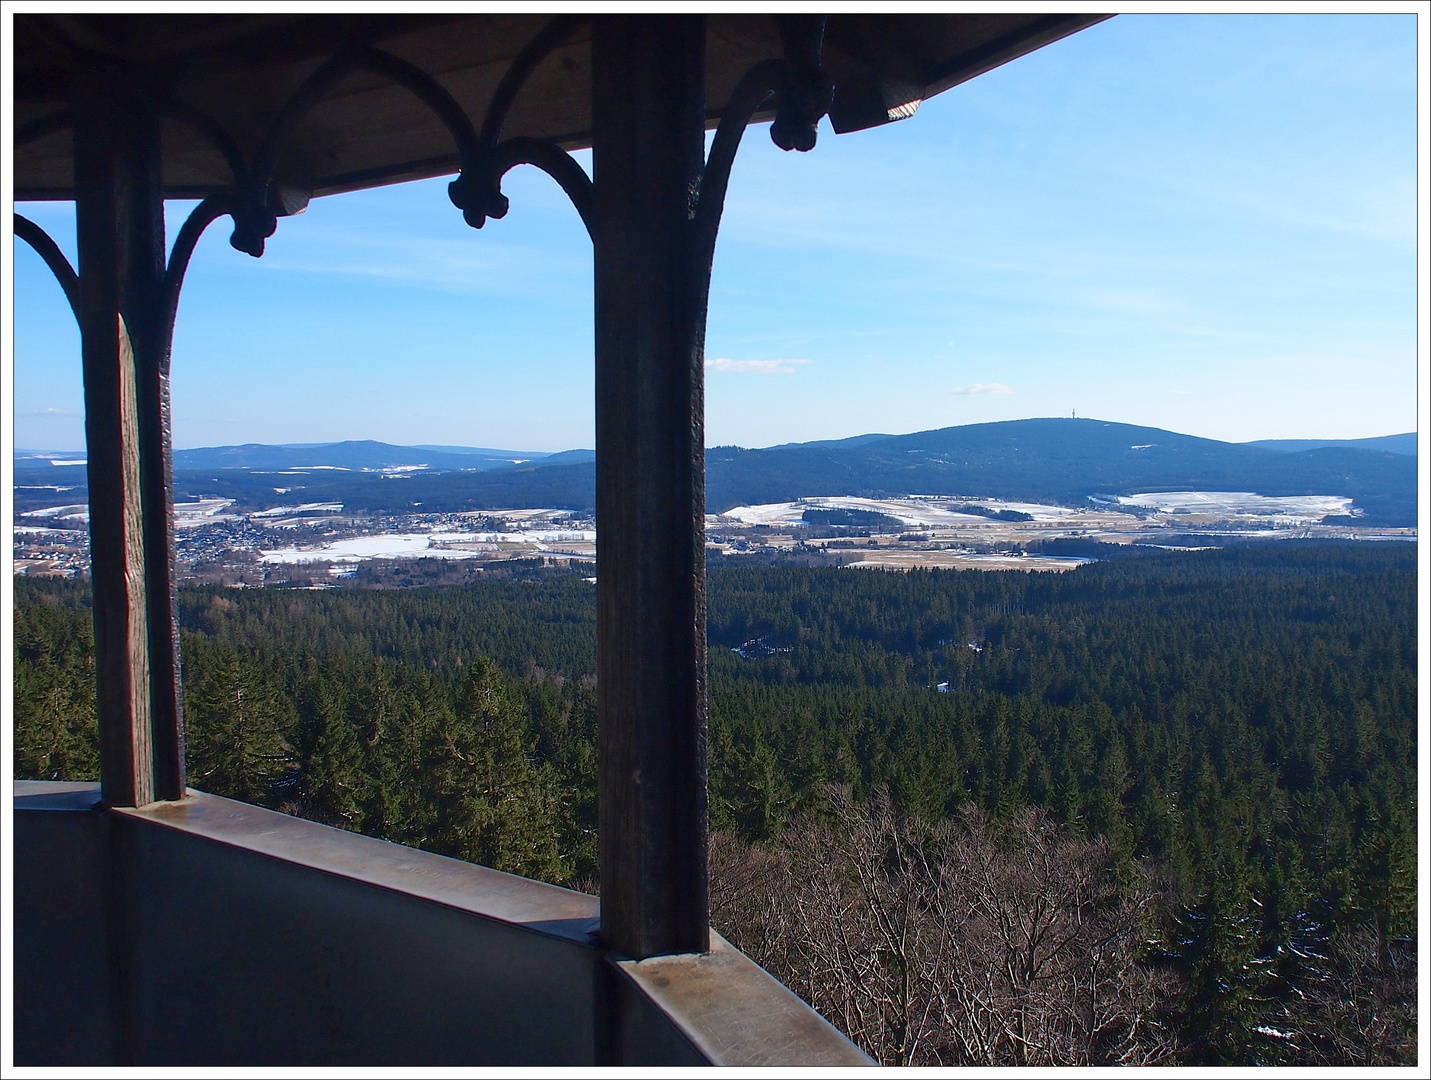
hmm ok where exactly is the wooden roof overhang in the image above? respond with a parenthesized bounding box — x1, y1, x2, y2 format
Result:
(12, 13, 1114, 969)
(14, 13, 1110, 202)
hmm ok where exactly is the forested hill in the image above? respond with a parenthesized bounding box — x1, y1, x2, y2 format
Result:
(191, 419, 1420, 523)
(16, 419, 1415, 522)
(706, 418, 1415, 523)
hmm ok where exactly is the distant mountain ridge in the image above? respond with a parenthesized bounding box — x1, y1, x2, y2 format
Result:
(704, 418, 1414, 524)
(14, 421, 1416, 525)
(1245, 433, 1415, 456)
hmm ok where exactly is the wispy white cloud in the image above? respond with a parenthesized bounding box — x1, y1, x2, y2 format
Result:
(19, 406, 77, 416)
(950, 382, 1012, 396)
(706, 357, 813, 374)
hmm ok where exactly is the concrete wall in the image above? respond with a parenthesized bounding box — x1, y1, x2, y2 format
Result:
(13, 781, 871, 1066)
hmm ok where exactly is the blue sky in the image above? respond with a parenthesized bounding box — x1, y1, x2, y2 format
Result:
(11, 14, 1419, 453)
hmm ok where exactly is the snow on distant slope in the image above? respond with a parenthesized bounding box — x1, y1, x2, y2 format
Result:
(716, 496, 1092, 527)
(1117, 491, 1354, 522)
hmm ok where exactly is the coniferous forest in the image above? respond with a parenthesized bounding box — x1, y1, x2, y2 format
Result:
(13, 543, 1417, 1064)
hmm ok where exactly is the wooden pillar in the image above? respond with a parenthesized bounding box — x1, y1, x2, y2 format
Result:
(592, 15, 710, 959)
(73, 75, 186, 807)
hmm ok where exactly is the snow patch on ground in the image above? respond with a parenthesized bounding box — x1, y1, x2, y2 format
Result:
(260, 524, 597, 566)
(21, 504, 89, 522)
(263, 534, 470, 564)
(173, 498, 237, 528)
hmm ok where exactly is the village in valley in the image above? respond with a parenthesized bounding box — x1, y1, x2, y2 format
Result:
(13, 484, 1413, 587)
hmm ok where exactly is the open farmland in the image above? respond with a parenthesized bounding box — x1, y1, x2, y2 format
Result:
(705, 493, 1411, 572)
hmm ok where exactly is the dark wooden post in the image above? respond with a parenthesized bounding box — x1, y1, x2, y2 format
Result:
(592, 15, 711, 959)
(73, 74, 186, 807)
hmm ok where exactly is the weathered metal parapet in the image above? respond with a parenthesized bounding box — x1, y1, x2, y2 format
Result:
(13, 782, 874, 1066)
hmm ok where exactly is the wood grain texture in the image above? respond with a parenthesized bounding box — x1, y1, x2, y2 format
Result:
(74, 82, 178, 808)
(117, 315, 155, 808)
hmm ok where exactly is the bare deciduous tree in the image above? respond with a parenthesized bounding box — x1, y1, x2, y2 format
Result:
(711, 790, 1177, 1065)
(1276, 927, 1418, 1066)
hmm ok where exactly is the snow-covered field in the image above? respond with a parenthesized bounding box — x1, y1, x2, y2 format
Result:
(473, 508, 576, 524)
(260, 525, 597, 568)
(845, 551, 1092, 572)
(173, 498, 238, 528)
(20, 503, 89, 522)
(263, 534, 476, 564)
(1117, 491, 1355, 522)
(713, 496, 1099, 528)
(716, 491, 1360, 531)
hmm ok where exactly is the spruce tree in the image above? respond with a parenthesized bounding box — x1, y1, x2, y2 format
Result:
(293, 675, 368, 829)
(184, 652, 293, 804)
(434, 657, 566, 881)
